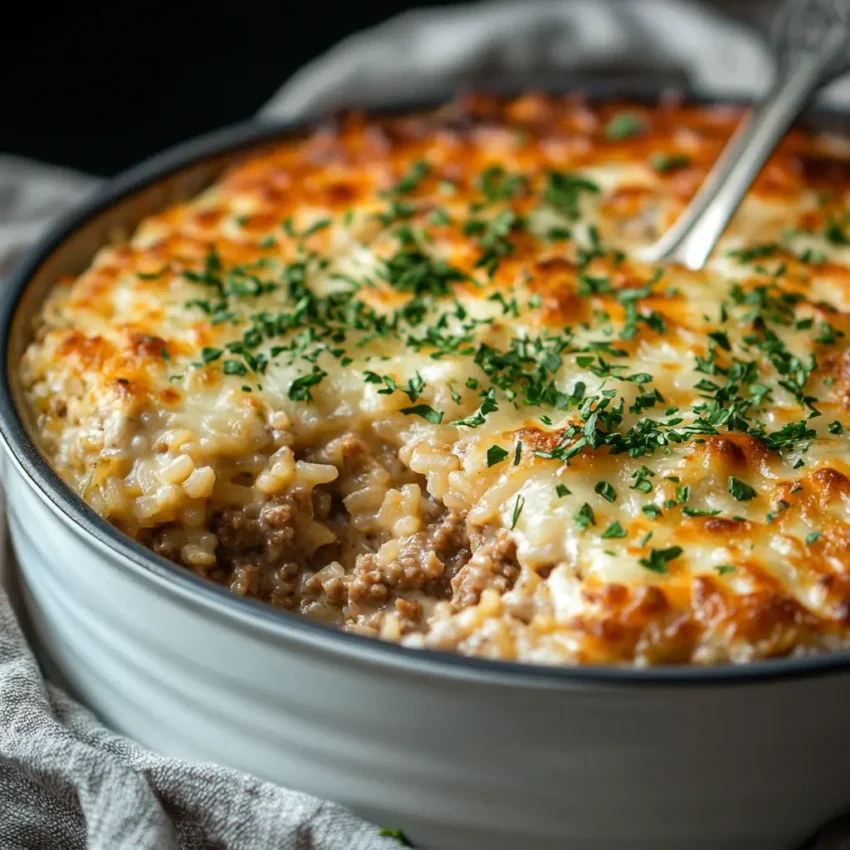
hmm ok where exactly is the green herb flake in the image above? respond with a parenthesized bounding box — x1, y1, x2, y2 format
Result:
(223, 360, 247, 376)
(728, 243, 778, 264)
(476, 165, 527, 201)
(805, 531, 822, 545)
(450, 389, 498, 428)
(288, 367, 327, 401)
(800, 247, 828, 264)
(378, 828, 413, 847)
(727, 476, 757, 501)
(486, 445, 510, 467)
(715, 565, 736, 576)
(594, 481, 617, 503)
(543, 171, 600, 220)
(301, 218, 332, 238)
(682, 506, 721, 517)
(574, 502, 596, 530)
(385, 160, 430, 197)
(605, 112, 644, 140)
(650, 153, 691, 172)
(631, 466, 655, 493)
(825, 215, 850, 246)
(511, 494, 525, 530)
(642, 504, 662, 520)
(601, 520, 627, 539)
(556, 483, 571, 498)
(639, 545, 683, 574)
(400, 404, 444, 424)
(201, 347, 223, 363)
(137, 268, 167, 280)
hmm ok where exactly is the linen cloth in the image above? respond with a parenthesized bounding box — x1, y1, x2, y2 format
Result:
(1, 2, 849, 847)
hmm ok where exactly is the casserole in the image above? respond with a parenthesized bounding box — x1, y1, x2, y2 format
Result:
(3, 88, 850, 849)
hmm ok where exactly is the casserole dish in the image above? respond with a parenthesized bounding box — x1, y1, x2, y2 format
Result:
(3, 86, 850, 849)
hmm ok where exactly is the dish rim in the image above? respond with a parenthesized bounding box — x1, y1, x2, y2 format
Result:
(6, 82, 850, 689)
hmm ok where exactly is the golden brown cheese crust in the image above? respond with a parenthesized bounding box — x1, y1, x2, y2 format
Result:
(20, 92, 850, 665)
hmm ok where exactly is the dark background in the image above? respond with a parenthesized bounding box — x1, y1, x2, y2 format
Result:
(1, 0, 776, 178)
(1, 1, 457, 176)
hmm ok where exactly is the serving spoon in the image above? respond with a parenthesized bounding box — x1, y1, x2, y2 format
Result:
(638, 0, 850, 270)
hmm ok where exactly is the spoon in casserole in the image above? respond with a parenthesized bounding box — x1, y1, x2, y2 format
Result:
(638, 0, 850, 270)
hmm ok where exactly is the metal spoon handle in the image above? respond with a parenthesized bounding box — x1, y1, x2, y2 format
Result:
(640, 0, 850, 270)
(640, 62, 825, 269)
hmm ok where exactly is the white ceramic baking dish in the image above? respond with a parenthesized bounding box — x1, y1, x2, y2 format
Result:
(2, 92, 850, 850)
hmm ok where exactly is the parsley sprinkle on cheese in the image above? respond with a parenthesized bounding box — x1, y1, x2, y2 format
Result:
(486, 445, 510, 467)
(25, 92, 850, 668)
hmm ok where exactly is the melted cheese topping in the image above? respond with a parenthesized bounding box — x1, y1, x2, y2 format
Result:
(21, 93, 850, 665)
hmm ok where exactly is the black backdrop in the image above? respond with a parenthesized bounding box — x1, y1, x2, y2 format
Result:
(1, 1, 458, 176)
(2, 0, 779, 177)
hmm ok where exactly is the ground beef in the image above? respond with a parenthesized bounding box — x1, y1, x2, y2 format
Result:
(348, 539, 445, 603)
(208, 492, 312, 602)
(426, 511, 473, 597)
(450, 530, 520, 610)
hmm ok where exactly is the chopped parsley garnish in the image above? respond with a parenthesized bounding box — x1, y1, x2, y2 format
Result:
(378, 828, 413, 846)
(631, 466, 655, 493)
(715, 565, 736, 575)
(465, 209, 522, 277)
(825, 214, 850, 245)
(162, 134, 850, 557)
(727, 243, 778, 264)
(639, 546, 683, 574)
(137, 268, 167, 280)
(594, 481, 617, 503)
(288, 367, 327, 401)
(450, 389, 498, 428)
(574, 502, 596, 530)
(511, 495, 525, 529)
(601, 520, 627, 539)
(605, 112, 643, 140)
(650, 153, 691, 172)
(400, 404, 444, 424)
(486, 445, 510, 467)
(384, 160, 430, 196)
(543, 171, 600, 219)
(800, 247, 827, 264)
(727, 476, 757, 501)
(805, 531, 822, 545)
(477, 165, 527, 201)
(682, 506, 721, 517)
(381, 248, 467, 297)
(201, 347, 223, 363)
(223, 360, 247, 376)
(301, 218, 331, 238)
